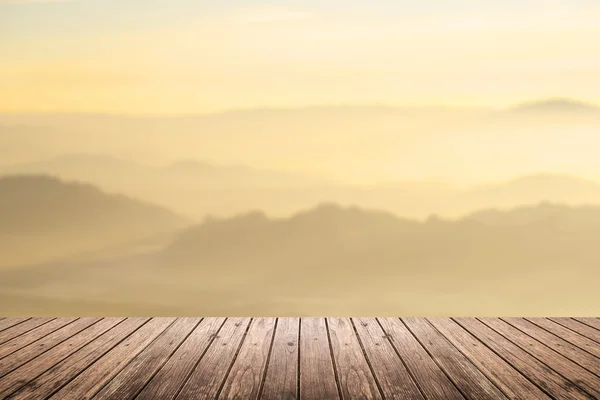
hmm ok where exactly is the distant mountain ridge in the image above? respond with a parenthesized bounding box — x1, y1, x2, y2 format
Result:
(0, 175, 190, 268)
(5, 157, 600, 220)
(508, 98, 600, 114)
(162, 201, 600, 274)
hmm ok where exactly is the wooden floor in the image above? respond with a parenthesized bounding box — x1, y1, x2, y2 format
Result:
(0, 317, 598, 399)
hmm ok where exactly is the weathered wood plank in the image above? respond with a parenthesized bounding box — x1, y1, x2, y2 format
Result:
(377, 318, 464, 400)
(0, 318, 77, 360)
(479, 318, 600, 398)
(326, 318, 383, 399)
(502, 318, 600, 374)
(92, 318, 201, 400)
(136, 317, 226, 400)
(175, 318, 251, 400)
(6, 318, 148, 400)
(299, 318, 340, 400)
(527, 318, 600, 359)
(0, 318, 120, 398)
(455, 318, 590, 400)
(260, 318, 299, 400)
(352, 318, 424, 400)
(51, 317, 175, 399)
(403, 317, 508, 399)
(218, 317, 276, 400)
(574, 318, 600, 332)
(0, 318, 31, 333)
(550, 318, 600, 343)
(0, 318, 100, 379)
(0, 318, 54, 346)
(428, 318, 550, 400)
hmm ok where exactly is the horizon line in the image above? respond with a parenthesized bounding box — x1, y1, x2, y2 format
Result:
(0, 97, 597, 117)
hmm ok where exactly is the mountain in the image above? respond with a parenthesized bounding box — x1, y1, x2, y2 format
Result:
(6, 155, 600, 220)
(2, 201, 600, 315)
(161, 200, 600, 277)
(1, 100, 600, 185)
(508, 98, 600, 115)
(449, 173, 600, 214)
(160, 203, 540, 275)
(0, 175, 190, 268)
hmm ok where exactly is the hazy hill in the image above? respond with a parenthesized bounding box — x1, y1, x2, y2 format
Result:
(2, 100, 599, 184)
(507, 98, 600, 115)
(161, 201, 600, 289)
(1, 201, 599, 315)
(449, 173, 600, 214)
(0, 175, 190, 268)
(6, 155, 600, 220)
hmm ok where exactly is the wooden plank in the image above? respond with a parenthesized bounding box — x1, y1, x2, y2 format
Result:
(526, 318, 600, 359)
(219, 317, 276, 400)
(550, 318, 600, 343)
(175, 317, 251, 400)
(299, 318, 340, 400)
(135, 317, 226, 400)
(428, 318, 550, 400)
(0, 318, 121, 398)
(0, 318, 55, 346)
(92, 318, 201, 400)
(454, 318, 591, 400)
(6, 317, 147, 400)
(479, 318, 600, 398)
(0, 318, 77, 360)
(502, 318, 600, 374)
(260, 318, 299, 400)
(378, 317, 464, 400)
(0, 318, 100, 379)
(403, 317, 508, 399)
(574, 318, 600, 332)
(0, 318, 30, 333)
(327, 318, 383, 399)
(51, 317, 176, 399)
(352, 318, 424, 400)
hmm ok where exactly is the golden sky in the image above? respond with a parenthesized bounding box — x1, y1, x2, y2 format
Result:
(1, 0, 600, 113)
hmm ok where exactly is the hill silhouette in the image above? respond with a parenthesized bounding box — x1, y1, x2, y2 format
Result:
(0, 175, 190, 268)
(161, 202, 600, 287)
(6, 155, 600, 220)
(3, 99, 600, 187)
(1, 201, 600, 315)
(508, 98, 600, 115)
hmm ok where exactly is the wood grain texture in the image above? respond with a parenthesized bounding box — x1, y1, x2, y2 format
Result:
(378, 317, 465, 400)
(352, 318, 424, 400)
(327, 317, 383, 399)
(0, 318, 118, 398)
(0, 318, 54, 346)
(526, 318, 600, 359)
(403, 317, 508, 399)
(136, 317, 226, 400)
(574, 318, 600, 332)
(550, 318, 600, 343)
(479, 318, 600, 398)
(218, 317, 276, 400)
(455, 318, 591, 400)
(0, 318, 77, 360)
(0, 318, 30, 333)
(260, 318, 299, 400)
(51, 318, 176, 399)
(7, 318, 148, 400)
(299, 318, 340, 400)
(175, 317, 251, 400)
(428, 318, 550, 400)
(0, 317, 597, 400)
(93, 318, 201, 400)
(502, 318, 600, 375)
